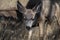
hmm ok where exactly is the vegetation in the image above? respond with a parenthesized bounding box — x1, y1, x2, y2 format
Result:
(0, 0, 60, 40)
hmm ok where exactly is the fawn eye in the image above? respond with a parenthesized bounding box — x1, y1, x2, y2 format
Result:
(23, 16, 27, 20)
(31, 18, 34, 20)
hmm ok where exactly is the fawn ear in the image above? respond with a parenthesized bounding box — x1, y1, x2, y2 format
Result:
(17, 1, 26, 13)
(32, 2, 42, 13)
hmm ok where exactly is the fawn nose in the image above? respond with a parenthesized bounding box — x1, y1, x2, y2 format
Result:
(26, 20, 33, 27)
(25, 20, 34, 30)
